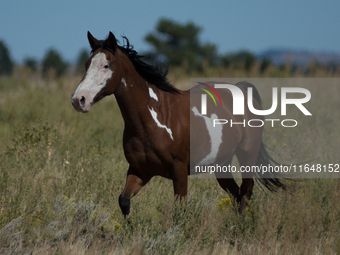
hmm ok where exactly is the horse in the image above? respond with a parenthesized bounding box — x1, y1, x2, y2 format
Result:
(71, 31, 285, 216)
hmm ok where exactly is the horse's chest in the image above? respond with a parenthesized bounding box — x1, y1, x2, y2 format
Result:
(123, 137, 172, 174)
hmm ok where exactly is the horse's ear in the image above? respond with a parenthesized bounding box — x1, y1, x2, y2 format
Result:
(87, 31, 99, 50)
(107, 31, 118, 50)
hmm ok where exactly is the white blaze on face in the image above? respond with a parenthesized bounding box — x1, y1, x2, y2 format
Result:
(72, 52, 113, 112)
(191, 107, 223, 165)
(148, 107, 174, 140)
(148, 87, 158, 101)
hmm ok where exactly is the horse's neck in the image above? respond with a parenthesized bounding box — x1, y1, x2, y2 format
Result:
(114, 73, 157, 133)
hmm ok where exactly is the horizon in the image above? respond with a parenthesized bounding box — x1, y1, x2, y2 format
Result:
(1, 1, 340, 63)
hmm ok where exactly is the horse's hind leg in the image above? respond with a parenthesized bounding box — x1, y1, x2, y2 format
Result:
(215, 159, 241, 203)
(119, 166, 150, 217)
(236, 149, 258, 213)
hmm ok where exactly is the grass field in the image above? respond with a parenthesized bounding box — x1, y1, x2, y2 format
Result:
(1, 66, 340, 254)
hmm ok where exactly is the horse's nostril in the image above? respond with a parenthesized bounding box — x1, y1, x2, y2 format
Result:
(80, 96, 85, 106)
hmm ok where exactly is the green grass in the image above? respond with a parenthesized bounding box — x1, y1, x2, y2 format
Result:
(0, 68, 340, 254)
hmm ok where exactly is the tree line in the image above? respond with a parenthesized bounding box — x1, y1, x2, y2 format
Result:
(0, 38, 90, 77)
(0, 18, 338, 77)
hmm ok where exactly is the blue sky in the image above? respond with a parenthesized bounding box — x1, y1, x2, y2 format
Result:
(1, 0, 340, 63)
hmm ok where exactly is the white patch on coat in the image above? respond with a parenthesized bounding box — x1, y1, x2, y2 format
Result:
(148, 107, 174, 140)
(191, 107, 223, 165)
(148, 87, 158, 101)
(121, 78, 127, 87)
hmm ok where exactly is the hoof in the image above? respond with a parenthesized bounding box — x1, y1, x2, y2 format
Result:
(119, 195, 130, 216)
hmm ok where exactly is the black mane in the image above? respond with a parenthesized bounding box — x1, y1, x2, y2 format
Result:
(92, 36, 180, 94)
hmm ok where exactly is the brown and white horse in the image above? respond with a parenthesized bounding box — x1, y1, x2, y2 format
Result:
(71, 32, 285, 216)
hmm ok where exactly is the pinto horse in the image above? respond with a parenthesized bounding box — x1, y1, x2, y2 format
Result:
(71, 32, 285, 216)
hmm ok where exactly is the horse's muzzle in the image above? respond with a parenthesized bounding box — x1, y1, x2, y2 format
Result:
(71, 94, 90, 113)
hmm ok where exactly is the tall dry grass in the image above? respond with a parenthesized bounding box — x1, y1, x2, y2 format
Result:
(0, 66, 340, 254)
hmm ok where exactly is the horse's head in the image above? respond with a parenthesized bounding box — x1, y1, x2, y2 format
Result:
(71, 32, 123, 113)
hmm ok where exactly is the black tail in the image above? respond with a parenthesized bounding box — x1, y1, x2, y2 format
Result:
(236, 81, 286, 192)
(255, 142, 286, 192)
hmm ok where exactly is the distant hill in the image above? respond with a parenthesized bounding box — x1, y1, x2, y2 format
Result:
(258, 49, 340, 66)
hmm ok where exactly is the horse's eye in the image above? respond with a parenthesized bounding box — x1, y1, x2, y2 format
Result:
(104, 64, 110, 69)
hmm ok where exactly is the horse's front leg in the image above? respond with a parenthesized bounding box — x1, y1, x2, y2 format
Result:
(172, 160, 188, 199)
(119, 166, 150, 217)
